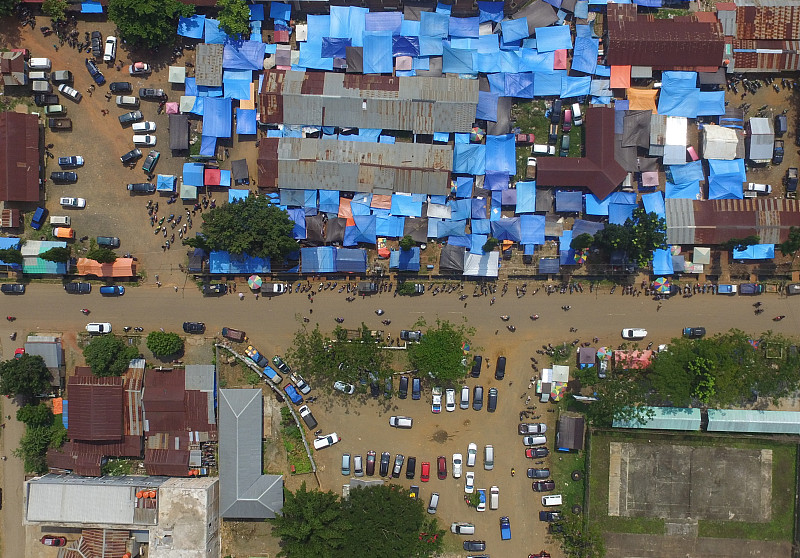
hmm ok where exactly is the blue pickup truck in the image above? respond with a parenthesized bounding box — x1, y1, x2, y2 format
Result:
(30, 207, 47, 230)
(500, 516, 511, 540)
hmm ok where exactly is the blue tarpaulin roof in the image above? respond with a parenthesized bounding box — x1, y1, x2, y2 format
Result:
(390, 194, 422, 217)
(561, 74, 592, 98)
(344, 215, 377, 245)
(453, 144, 486, 175)
(420, 11, 450, 38)
(709, 174, 744, 200)
(437, 220, 467, 238)
(456, 176, 473, 198)
(709, 158, 746, 181)
(363, 33, 393, 74)
(516, 181, 537, 213)
(209, 251, 270, 273)
(470, 233, 488, 254)
(733, 244, 775, 260)
(228, 189, 249, 203)
(491, 217, 522, 241)
(223, 41, 266, 70)
(477, 90, 498, 121)
(335, 248, 368, 272)
(81, 2, 103, 13)
(486, 134, 516, 174)
(501, 18, 530, 42)
(202, 97, 232, 138)
(392, 36, 419, 57)
(665, 181, 700, 199)
(236, 108, 257, 135)
(223, 69, 252, 100)
(555, 190, 582, 212)
(389, 247, 421, 271)
(288, 207, 306, 239)
(657, 71, 700, 118)
(572, 219, 605, 237)
(178, 15, 206, 39)
(533, 71, 564, 96)
(448, 199, 472, 221)
(520, 214, 546, 244)
(539, 258, 560, 273)
(478, 1, 505, 22)
(535, 25, 572, 52)
(450, 16, 480, 37)
(156, 174, 176, 192)
(376, 214, 405, 237)
(472, 197, 487, 219)
(585, 193, 611, 216)
(299, 40, 333, 71)
(697, 90, 725, 116)
(0, 237, 21, 269)
(652, 249, 674, 275)
(319, 190, 340, 213)
(365, 11, 402, 34)
(271, 2, 291, 20)
(301, 246, 336, 273)
(504, 72, 535, 98)
(442, 45, 475, 74)
(183, 163, 205, 187)
(668, 160, 705, 183)
(521, 50, 555, 73)
(642, 191, 665, 217)
(571, 36, 598, 74)
(609, 203, 636, 225)
(204, 19, 230, 44)
(249, 4, 264, 21)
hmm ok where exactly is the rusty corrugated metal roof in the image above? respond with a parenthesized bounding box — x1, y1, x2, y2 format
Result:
(733, 40, 800, 71)
(0, 112, 40, 202)
(195, 43, 223, 87)
(144, 448, 191, 477)
(67, 376, 124, 441)
(736, 3, 800, 40)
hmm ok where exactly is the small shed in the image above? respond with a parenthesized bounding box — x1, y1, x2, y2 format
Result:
(746, 117, 774, 163)
(231, 159, 249, 185)
(578, 347, 596, 368)
(556, 415, 585, 451)
(169, 114, 190, 151)
(168, 65, 186, 84)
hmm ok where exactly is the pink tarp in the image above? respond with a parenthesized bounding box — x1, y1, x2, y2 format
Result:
(165, 102, 179, 114)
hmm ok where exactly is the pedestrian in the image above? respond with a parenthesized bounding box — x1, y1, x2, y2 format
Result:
(157, 281, 162, 287)
(309, 308, 313, 314)
(255, 293, 259, 300)
(657, 303, 662, 312)
(464, 302, 467, 308)
(174, 286, 178, 292)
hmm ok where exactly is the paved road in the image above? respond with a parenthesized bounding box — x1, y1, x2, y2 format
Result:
(2, 281, 798, 558)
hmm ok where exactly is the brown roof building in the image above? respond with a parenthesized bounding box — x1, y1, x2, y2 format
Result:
(735, 1, 800, 40)
(0, 51, 27, 87)
(0, 111, 40, 202)
(535, 107, 627, 199)
(605, 4, 725, 71)
(66, 375, 124, 441)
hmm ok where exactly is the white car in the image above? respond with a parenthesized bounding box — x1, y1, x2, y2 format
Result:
(132, 121, 156, 132)
(291, 373, 311, 395)
(104, 36, 117, 62)
(313, 432, 340, 450)
(746, 182, 772, 195)
(57, 83, 82, 102)
(59, 197, 86, 208)
(460, 385, 469, 409)
(431, 386, 442, 413)
(621, 328, 648, 339)
(452, 453, 463, 478)
(85, 322, 112, 334)
(133, 134, 156, 146)
(467, 442, 477, 467)
(445, 388, 456, 412)
(333, 381, 355, 394)
(464, 471, 475, 493)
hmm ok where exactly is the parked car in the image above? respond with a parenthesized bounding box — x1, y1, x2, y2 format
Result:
(129, 62, 151, 75)
(64, 282, 91, 294)
(1, 284, 25, 294)
(340, 453, 351, 476)
(104, 36, 117, 62)
(59, 197, 86, 208)
(183, 322, 205, 334)
(271, 355, 291, 374)
(84, 57, 105, 85)
(34, 93, 59, 106)
(127, 182, 156, 193)
(539, 510, 562, 522)
(366, 450, 376, 475)
(283, 384, 303, 405)
(31, 207, 47, 230)
(29, 57, 51, 70)
(333, 381, 355, 394)
(353, 454, 363, 477)
(450, 523, 475, 535)
(412, 377, 421, 400)
(528, 468, 551, 479)
(291, 373, 311, 395)
(406, 456, 416, 479)
(133, 134, 156, 146)
(391, 454, 405, 478)
(525, 447, 550, 458)
(401, 329, 422, 342)
(398, 375, 409, 398)
(470, 355, 482, 377)
(746, 182, 772, 195)
(494, 356, 506, 380)
(465, 471, 475, 493)
(119, 111, 143, 125)
(86, 322, 112, 334)
(420, 461, 430, 481)
(109, 81, 132, 93)
(139, 87, 165, 99)
(99, 285, 125, 296)
(44, 104, 66, 116)
(519, 423, 547, 434)
(437, 455, 447, 479)
(90, 31, 102, 57)
(467, 442, 477, 467)
(58, 156, 83, 168)
(621, 328, 647, 339)
(445, 388, 456, 412)
(463, 540, 486, 552)
(96, 236, 120, 248)
(487, 387, 498, 412)
(116, 95, 139, 108)
(132, 121, 156, 132)
(427, 492, 439, 514)
(379, 451, 390, 476)
(523, 435, 547, 446)
(57, 83, 82, 102)
(774, 140, 785, 164)
(776, 114, 788, 137)
(40, 536, 67, 547)
(562, 108, 572, 132)
(560, 133, 570, 157)
(389, 416, 413, 429)
(141, 150, 160, 174)
(682, 327, 706, 338)
(50, 171, 77, 183)
(476, 488, 486, 511)
(452, 453, 463, 478)
(533, 480, 556, 492)
(313, 432, 339, 450)
(550, 99, 562, 123)
(460, 385, 470, 409)
(431, 386, 442, 413)
(472, 386, 483, 410)
(484, 444, 494, 470)
(298, 405, 317, 429)
(120, 148, 143, 165)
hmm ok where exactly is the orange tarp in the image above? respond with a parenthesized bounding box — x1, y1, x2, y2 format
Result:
(239, 82, 256, 110)
(338, 197, 355, 226)
(53, 227, 74, 239)
(76, 257, 137, 278)
(53, 398, 63, 415)
(610, 65, 631, 89)
(626, 88, 659, 113)
(371, 194, 392, 209)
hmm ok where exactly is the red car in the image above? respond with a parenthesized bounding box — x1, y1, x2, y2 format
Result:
(41, 536, 67, 546)
(437, 456, 447, 480)
(421, 461, 430, 482)
(525, 447, 550, 459)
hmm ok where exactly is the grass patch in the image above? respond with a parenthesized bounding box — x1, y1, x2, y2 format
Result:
(102, 458, 135, 476)
(281, 407, 313, 474)
(589, 430, 797, 540)
(549, 442, 586, 510)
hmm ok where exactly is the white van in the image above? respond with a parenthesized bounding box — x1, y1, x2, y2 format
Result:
(572, 103, 583, 126)
(389, 416, 413, 429)
(29, 71, 49, 81)
(490, 486, 499, 510)
(542, 494, 563, 506)
(532, 144, 555, 155)
(116, 95, 139, 108)
(31, 81, 52, 93)
(29, 57, 52, 70)
(427, 492, 439, 514)
(49, 215, 71, 226)
(484, 445, 494, 470)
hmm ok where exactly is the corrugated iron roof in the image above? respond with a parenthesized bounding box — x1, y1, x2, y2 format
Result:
(0, 112, 40, 202)
(735, 1, 800, 39)
(717, 5, 738, 37)
(195, 43, 223, 87)
(67, 376, 124, 441)
(733, 40, 800, 71)
(144, 448, 191, 477)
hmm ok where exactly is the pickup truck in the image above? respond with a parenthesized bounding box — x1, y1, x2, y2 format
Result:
(244, 345, 269, 367)
(500, 516, 511, 540)
(260, 282, 286, 295)
(262, 365, 283, 385)
(739, 283, 763, 295)
(774, 140, 784, 165)
(786, 168, 798, 195)
(717, 284, 737, 295)
(48, 117, 72, 130)
(221, 327, 247, 342)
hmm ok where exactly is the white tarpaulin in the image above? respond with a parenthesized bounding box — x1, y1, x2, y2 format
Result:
(702, 125, 738, 160)
(552, 364, 569, 383)
(426, 203, 452, 219)
(463, 252, 499, 277)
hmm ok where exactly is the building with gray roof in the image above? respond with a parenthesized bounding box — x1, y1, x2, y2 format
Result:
(219, 389, 283, 519)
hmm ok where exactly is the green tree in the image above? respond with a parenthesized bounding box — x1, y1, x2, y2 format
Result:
(397, 281, 418, 295)
(83, 335, 139, 377)
(0, 354, 52, 398)
(593, 209, 666, 267)
(551, 514, 606, 558)
(722, 235, 760, 252)
(482, 237, 499, 252)
(269, 482, 350, 558)
(399, 235, 415, 251)
(86, 247, 117, 264)
(14, 425, 51, 473)
(0, 0, 19, 16)
(17, 403, 54, 427)
(570, 233, 594, 251)
(108, 0, 194, 49)
(184, 196, 299, 260)
(39, 246, 71, 263)
(42, 0, 68, 20)
(583, 374, 654, 427)
(217, 0, 251, 37)
(407, 319, 473, 382)
(779, 227, 800, 257)
(0, 248, 23, 265)
(146, 331, 184, 357)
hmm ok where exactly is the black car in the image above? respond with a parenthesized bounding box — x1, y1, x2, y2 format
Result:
(119, 110, 143, 125)
(139, 87, 166, 100)
(487, 387, 498, 412)
(379, 451, 390, 477)
(183, 322, 206, 334)
(50, 171, 77, 183)
(0, 283, 25, 294)
(470, 355, 482, 378)
(533, 480, 556, 492)
(370, 380, 380, 398)
(202, 283, 227, 295)
(109, 82, 132, 93)
(84, 58, 105, 85)
(34, 93, 59, 106)
(90, 31, 102, 57)
(472, 386, 484, 411)
(391, 454, 404, 478)
(550, 99, 562, 123)
(64, 282, 91, 294)
(412, 377, 421, 400)
(127, 182, 156, 193)
(120, 148, 143, 165)
(366, 451, 376, 476)
(539, 510, 562, 522)
(494, 356, 506, 380)
(97, 236, 120, 248)
(528, 468, 550, 479)
(463, 541, 486, 552)
(683, 327, 706, 339)
(398, 375, 409, 399)
(406, 456, 417, 479)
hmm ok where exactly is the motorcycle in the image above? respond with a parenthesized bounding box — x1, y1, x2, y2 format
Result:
(80, 308, 90, 315)
(6, 316, 15, 322)
(381, 319, 391, 325)
(335, 317, 344, 323)
(500, 315, 510, 321)
(376, 309, 385, 316)
(530, 315, 539, 320)
(774, 316, 786, 321)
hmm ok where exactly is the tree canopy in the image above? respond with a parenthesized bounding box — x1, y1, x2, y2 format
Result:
(0, 0, 18, 16)
(42, 0, 67, 20)
(399, 235, 415, 251)
(779, 227, 800, 257)
(0, 248, 23, 265)
(146, 331, 184, 357)
(39, 246, 71, 263)
(17, 403, 54, 427)
(184, 196, 299, 260)
(407, 319, 473, 382)
(551, 514, 606, 558)
(593, 209, 666, 267)
(83, 335, 139, 377)
(108, 0, 194, 49)
(86, 247, 117, 264)
(0, 354, 52, 398)
(217, 0, 251, 37)
(270, 483, 444, 558)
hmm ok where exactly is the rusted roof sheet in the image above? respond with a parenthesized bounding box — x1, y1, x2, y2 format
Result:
(144, 448, 191, 477)
(736, 3, 800, 40)
(67, 376, 124, 441)
(257, 138, 280, 189)
(606, 4, 725, 70)
(47, 447, 102, 476)
(733, 40, 800, 72)
(79, 529, 130, 558)
(0, 112, 40, 202)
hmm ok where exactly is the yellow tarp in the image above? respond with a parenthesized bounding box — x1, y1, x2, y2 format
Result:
(626, 88, 658, 113)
